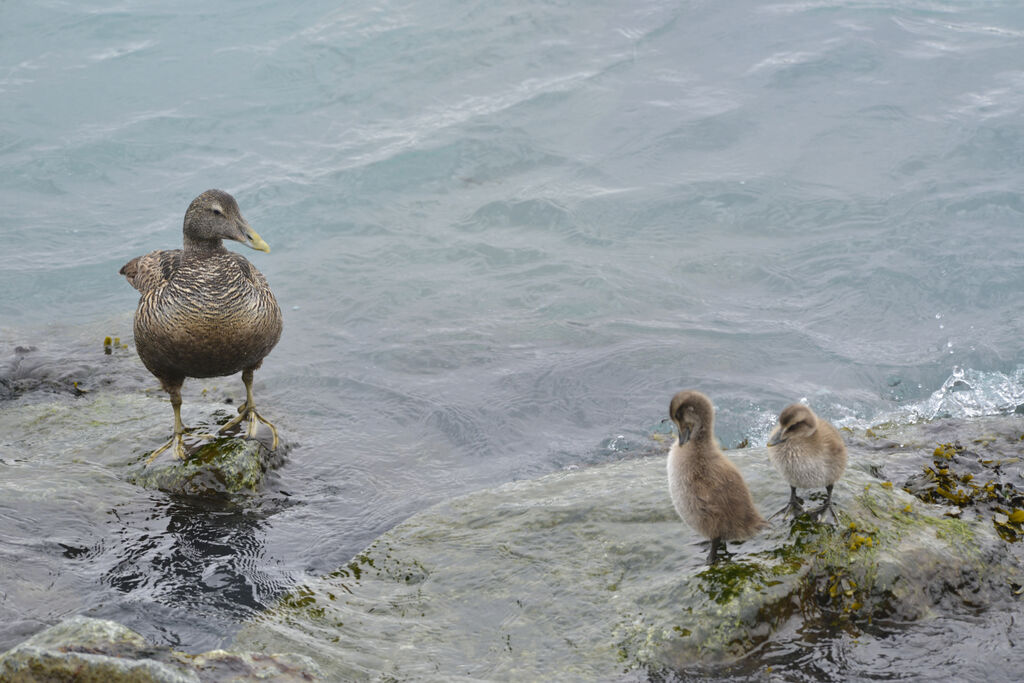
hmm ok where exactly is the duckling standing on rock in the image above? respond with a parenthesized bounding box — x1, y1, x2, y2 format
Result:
(120, 190, 283, 463)
(766, 403, 847, 522)
(667, 391, 767, 564)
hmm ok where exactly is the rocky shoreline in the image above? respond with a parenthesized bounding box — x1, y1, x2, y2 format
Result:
(4, 412, 1020, 680)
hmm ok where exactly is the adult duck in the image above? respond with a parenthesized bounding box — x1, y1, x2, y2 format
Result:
(120, 189, 282, 462)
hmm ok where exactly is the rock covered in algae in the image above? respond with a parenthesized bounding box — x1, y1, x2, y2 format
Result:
(0, 615, 319, 682)
(0, 349, 285, 499)
(126, 433, 284, 497)
(231, 436, 1022, 680)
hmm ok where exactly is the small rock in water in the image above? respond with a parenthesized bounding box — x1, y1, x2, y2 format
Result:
(127, 432, 285, 497)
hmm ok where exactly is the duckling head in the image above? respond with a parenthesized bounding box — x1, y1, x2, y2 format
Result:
(669, 390, 714, 445)
(767, 403, 817, 447)
(183, 189, 271, 253)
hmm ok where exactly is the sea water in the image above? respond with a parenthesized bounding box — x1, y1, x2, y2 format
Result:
(2, 0, 1024, 677)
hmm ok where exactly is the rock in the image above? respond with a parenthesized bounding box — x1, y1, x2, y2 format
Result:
(0, 616, 319, 682)
(0, 330, 287, 498)
(126, 432, 285, 497)
(231, 437, 1023, 680)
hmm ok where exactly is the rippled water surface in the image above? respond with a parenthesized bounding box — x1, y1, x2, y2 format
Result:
(2, 0, 1024, 677)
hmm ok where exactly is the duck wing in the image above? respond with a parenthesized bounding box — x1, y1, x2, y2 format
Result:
(120, 249, 183, 294)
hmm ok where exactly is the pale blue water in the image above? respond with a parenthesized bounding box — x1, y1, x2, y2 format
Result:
(2, 0, 1024, 677)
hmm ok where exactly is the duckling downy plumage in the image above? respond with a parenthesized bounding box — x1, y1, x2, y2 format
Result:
(667, 390, 766, 564)
(766, 403, 847, 522)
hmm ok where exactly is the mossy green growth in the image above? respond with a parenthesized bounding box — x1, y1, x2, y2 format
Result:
(621, 481, 999, 672)
(233, 449, 1020, 680)
(126, 434, 281, 496)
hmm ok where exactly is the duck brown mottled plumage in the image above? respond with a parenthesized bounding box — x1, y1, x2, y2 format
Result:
(120, 189, 283, 462)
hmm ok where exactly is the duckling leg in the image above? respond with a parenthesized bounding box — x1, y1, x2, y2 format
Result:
(219, 368, 279, 449)
(706, 537, 723, 565)
(146, 383, 187, 464)
(770, 486, 804, 519)
(809, 485, 838, 523)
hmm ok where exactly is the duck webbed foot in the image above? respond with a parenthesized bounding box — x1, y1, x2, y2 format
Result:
(808, 503, 838, 524)
(808, 485, 838, 524)
(770, 487, 804, 520)
(219, 400, 279, 449)
(146, 385, 190, 464)
(219, 368, 279, 449)
(145, 432, 187, 464)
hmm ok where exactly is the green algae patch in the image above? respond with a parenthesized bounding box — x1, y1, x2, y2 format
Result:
(233, 444, 1020, 680)
(126, 431, 284, 497)
(621, 478, 1009, 675)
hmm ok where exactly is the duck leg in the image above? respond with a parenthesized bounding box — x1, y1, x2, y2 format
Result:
(771, 486, 804, 519)
(809, 485, 838, 523)
(706, 537, 723, 565)
(146, 382, 187, 464)
(219, 368, 278, 449)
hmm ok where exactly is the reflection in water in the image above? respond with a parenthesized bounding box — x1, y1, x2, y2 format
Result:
(99, 494, 295, 651)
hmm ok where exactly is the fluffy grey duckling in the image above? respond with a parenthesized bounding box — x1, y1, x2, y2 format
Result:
(121, 190, 283, 463)
(667, 390, 767, 564)
(766, 403, 847, 521)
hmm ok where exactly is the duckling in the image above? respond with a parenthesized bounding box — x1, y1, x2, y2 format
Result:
(667, 390, 767, 564)
(766, 403, 847, 522)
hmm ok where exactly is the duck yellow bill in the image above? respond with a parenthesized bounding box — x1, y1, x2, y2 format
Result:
(244, 225, 271, 253)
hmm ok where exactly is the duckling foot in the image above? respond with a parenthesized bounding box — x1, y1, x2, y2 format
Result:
(219, 401, 279, 450)
(809, 504, 837, 524)
(808, 485, 838, 524)
(770, 487, 804, 520)
(706, 537, 725, 565)
(771, 500, 804, 519)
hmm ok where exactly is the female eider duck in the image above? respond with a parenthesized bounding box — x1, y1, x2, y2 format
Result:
(667, 390, 766, 564)
(120, 189, 283, 462)
(766, 403, 847, 521)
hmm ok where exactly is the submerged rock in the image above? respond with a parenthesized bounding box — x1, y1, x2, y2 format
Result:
(126, 431, 285, 497)
(0, 615, 319, 682)
(232, 431, 1023, 680)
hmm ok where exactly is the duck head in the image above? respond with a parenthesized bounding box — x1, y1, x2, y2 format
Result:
(183, 189, 270, 253)
(767, 403, 818, 447)
(669, 390, 715, 445)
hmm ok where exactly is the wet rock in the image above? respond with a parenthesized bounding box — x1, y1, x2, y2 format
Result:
(0, 332, 286, 498)
(232, 431, 1022, 680)
(0, 615, 319, 682)
(854, 415, 1024, 543)
(0, 343, 92, 401)
(126, 432, 284, 497)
